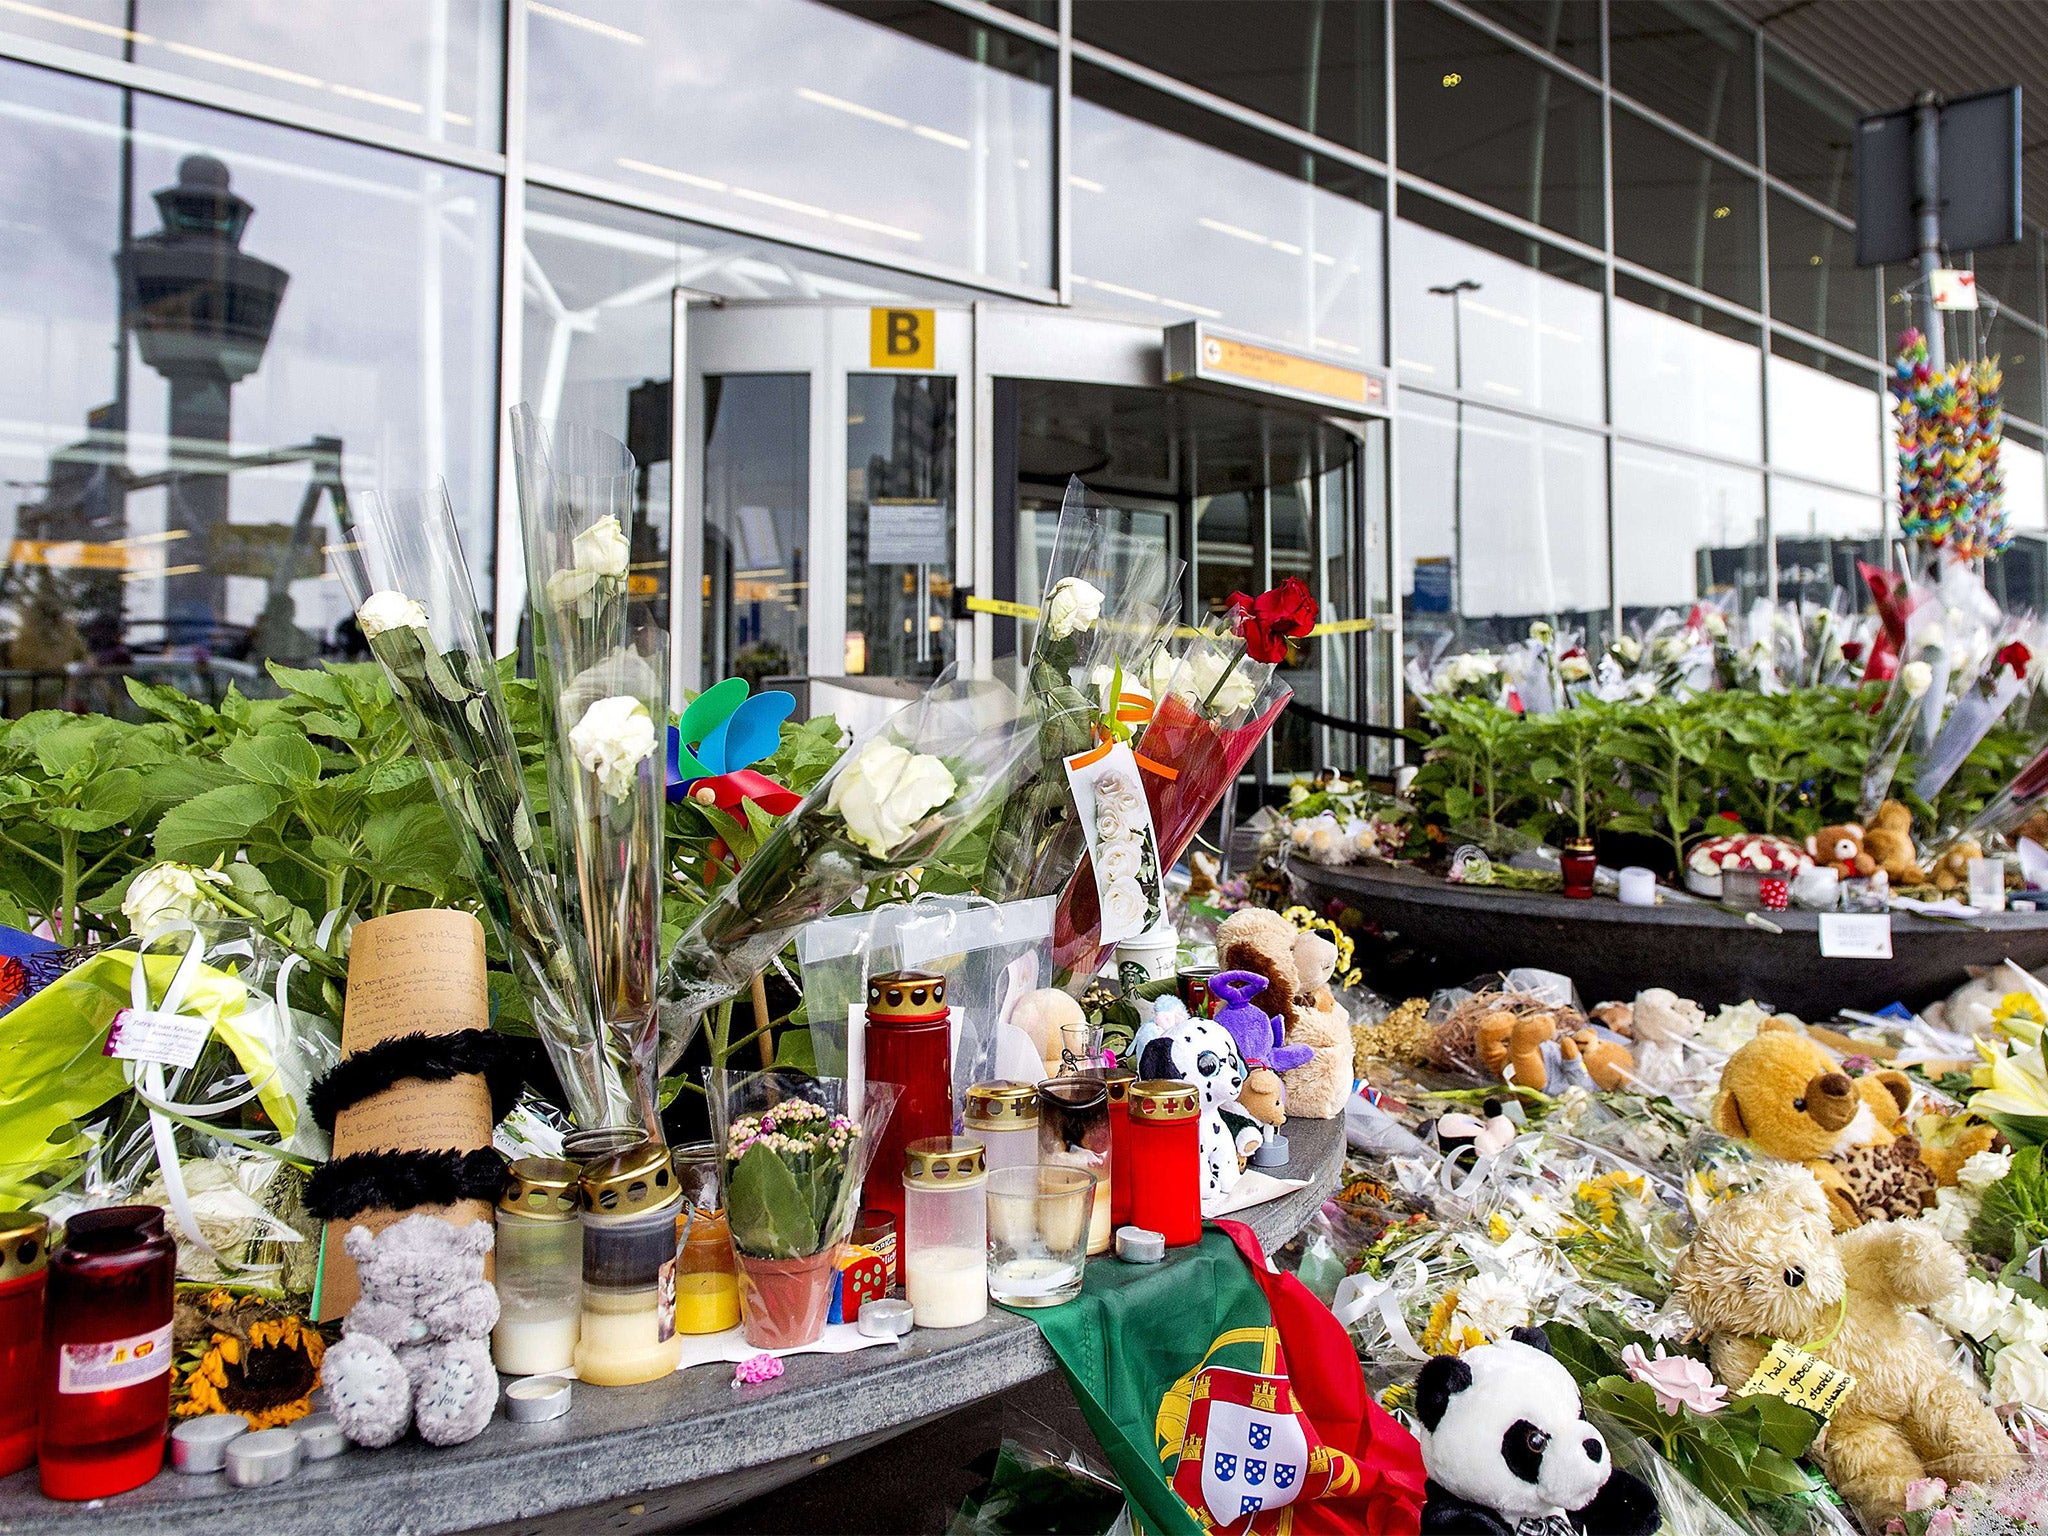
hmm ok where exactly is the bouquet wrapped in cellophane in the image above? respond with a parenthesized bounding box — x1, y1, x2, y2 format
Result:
(512, 406, 668, 1141)
(660, 672, 1037, 1070)
(333, 482, 625, 1130)
(1052, 582, 1310, 977)
(983, 475, 1182, 905)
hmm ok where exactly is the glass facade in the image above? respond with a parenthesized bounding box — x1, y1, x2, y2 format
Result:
(0, 0, 2041, 725)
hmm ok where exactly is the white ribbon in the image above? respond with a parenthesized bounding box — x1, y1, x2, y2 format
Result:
(1331, 1257, 1432, 1361)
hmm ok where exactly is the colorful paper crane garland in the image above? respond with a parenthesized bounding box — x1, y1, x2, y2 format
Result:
(1891, 327, 2009, 560)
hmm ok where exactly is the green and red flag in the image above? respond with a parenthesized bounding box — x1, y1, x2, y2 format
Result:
(1023, 1221, 1424, 1536)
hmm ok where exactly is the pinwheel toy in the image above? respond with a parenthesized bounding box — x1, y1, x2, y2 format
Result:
(667, 677, 801, 818)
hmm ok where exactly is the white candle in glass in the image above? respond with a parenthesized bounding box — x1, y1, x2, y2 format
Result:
(905, 1244, 988, 1329)
(492, 1308, 580, 1376)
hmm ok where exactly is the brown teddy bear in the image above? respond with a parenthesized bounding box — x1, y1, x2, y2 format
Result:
(1673, 1169, 2019, 1528)
(1474, 1010, 1634, 1093)
(1807, 822, 1876, 878)
(1277, 929, 1354, 1119)
(1927, 837, 1984, 894)
(1711, 1021, 1934, 1230)
(1861, 799, 1925, 885)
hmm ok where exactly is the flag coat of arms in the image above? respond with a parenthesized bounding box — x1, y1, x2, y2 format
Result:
(1025, 1220, 1424, 1536)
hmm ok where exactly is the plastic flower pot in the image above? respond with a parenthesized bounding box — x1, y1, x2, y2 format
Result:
(1560, 838, 1597, 900)
(735, 1244, 841, 1349)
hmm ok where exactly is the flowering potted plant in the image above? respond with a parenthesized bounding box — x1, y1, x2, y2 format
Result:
(718, 1073, 898, 1348)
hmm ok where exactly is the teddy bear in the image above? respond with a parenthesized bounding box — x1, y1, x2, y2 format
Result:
(1861, 799, 1925, 885)
(1807, 822, 1876, 879)
(1138, 1013, 1258, 1203)
(1625, 987, 1705, 1092)
(1928, 837, 1984, 894)
(1474, 1010, 1635, 1094)
(322, 1214, 500, 1448)
(1276, 929, 1354, 1119)
(1011, 987, 1088, 1079)
(1711, 1021, 1934, 1231)
(1414, 1330, 1660, 1536)
(1672, 1169, 2020, 1527)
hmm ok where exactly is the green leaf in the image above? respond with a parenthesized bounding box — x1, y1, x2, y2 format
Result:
(1527, 754, 1562, 783)
(726, 1139, 819, 1259)
(1544, 1322, 1625, 1389)
(35, 720, 109, 778)
(265, 661, 351, 711)
(774, 1026, 817, 1073)
(220, 731, 322, 789)
(1735, 1393, 1822, 1458)
(155, 782, 285, 863)
(46, 768, 141, 833)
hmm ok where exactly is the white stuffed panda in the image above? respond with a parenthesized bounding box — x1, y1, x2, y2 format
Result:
(1413, 1331, 1658, 1536)
(1138, 1015, 1251, 1203)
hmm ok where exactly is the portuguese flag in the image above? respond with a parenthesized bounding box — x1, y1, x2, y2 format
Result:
(1025, 1221, 1425, 1536)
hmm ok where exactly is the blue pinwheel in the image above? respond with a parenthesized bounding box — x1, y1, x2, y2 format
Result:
(667, 677, 800, 817)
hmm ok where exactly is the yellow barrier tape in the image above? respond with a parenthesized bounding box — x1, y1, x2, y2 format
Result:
(965, 595, 1041, 620)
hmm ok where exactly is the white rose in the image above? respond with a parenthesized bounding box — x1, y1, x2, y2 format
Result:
(1529, 621, 1553, 644)
(356, 590, 429, 638)
(1901, 660, 1935, 699)
(825, 736, 958, 860)
(1559, 655, 1592, 683)
(1990, 1340, 2048, 1409)
(1144, 648, 1182, 699)
(1094, 771, 1140, 807)
(573, 514, 630, 578)
(1935, 1276, 2012, 1341)
(1925, 1189, 1977, 1244)
(1288, 781, 1311, 807)
(1043, 577, 1104, 640)
(1096, 799, 1141, 844)
(1612, 636, 1643, 665)
(1704, 613, 1728, 640)
(1958, 1148, 2014, 1198)
(1652, 635, 1690, 666)
(2001, 1297, 2048, 1349)
(544, 566, 599, 611)
(568, 695, 658, 800)
(123, 862, 231, 935)
(1101, 875, 1148, 932)
(1174, 649, 1257, 714)
(1098, 838, 1142, 882)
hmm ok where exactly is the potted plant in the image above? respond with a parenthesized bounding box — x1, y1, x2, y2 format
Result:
(720, 1074, 898, 1348)
(1531, 703, 1611, 899)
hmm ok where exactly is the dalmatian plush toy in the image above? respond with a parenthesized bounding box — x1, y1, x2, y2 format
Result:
(1139, 1013, 1256, 1203)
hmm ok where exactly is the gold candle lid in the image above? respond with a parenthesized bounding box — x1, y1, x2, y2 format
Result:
(867, 969, 948, 1022)
(578, 1140, 681, 1216)
(964, 1080, 1039, 1128)
(903, 1136, 986, 1188)
(1082, 1064, 1137, 1104)
(0, 1210, 48, 1281)
(1129, 1080, 1201, 1124)
(500, 1157, 580, 1220)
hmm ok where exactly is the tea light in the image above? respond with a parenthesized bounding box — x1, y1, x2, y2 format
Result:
(504, 1375, 573, 1424)
(171, 1414, 248, 1473)
(857, 1297, 914, 1338)
(1968, 856, 2007, 913)
(293, 1411, 345, 1461)
(224, 1428, 300, 1488)
(1616, 866, 1657, 906)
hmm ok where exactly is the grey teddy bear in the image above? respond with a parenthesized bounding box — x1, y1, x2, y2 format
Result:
(323, 1214, 500, 1448)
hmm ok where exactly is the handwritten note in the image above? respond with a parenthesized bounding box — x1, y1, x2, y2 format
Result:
(1740, 1339, 1856, 1420)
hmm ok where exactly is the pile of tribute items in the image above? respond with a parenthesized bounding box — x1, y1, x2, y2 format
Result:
(0, 432, 1357, 1523)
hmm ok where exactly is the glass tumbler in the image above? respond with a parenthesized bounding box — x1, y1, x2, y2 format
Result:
(491, 1158, 582, 1376)
(902, 1138, 987, 1330)
(1080, 1065, 1136, 1229)
(1038, 1075, 1112, 1255)
(986, 1165, 1095, 1309)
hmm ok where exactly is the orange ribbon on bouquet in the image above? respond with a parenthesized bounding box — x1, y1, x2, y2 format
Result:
(1067, 692, 1180, 782)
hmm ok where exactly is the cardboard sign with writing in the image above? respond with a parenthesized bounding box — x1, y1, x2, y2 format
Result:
(1740, 1339, 1856, 1421)
(315, 909, 496, 1320)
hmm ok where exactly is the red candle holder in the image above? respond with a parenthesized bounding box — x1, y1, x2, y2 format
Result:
(859, 971, 955, 1228)
(0, 1210, 49, 1478)
(37, 1205, 176, 1500)
(1128, 1081, 1202, 1247)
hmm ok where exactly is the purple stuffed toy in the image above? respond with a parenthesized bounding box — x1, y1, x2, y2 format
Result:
(1208, 969, 1313, 1073)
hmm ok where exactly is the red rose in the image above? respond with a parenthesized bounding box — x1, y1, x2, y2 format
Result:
(1999, 641, 2032, 679)
(1229, 577, 1318, 664)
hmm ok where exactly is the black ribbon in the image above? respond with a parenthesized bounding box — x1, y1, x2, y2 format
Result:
(304, 1147, 511, 1223)
(308, 1028, 525, 1133)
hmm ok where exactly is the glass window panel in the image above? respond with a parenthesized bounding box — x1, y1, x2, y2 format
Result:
(1769, 193, 1877, 357)
(1996, 323, 2045, 430)
(1072, 1, 1386, 159)
(0, 58, 497, 709)
(1971, 227, 2043, 327)
(1612, 107, 1761, 310)
(1614, 444, 1765, 620)
(1769, 477, 1884, 607)
(1394, 3, 1603, 247)
(989, 0, 1056, 24)
(1397, 395, 1608, 651)
(2005, 429, 2046, 532)
(1070, 63, 1384, 362)
(1988, 429, 2047, 613)
(846, 373, 957, 682)
(702, 374, 808, 689)
(1762, 44, 1857, 216)
(1608, 0, 1756, 159)
(528, 0, 1053, 289)
(1393, 195, 1604, 423)
(0, 1, 500, 150)
(1766, 339, 1882, 493)
(1463, 1, 1602, 73)
(1612, 275, 1763, 458)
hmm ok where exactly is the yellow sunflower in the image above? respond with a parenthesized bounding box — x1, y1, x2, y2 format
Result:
(175, 1294, 325, 1430)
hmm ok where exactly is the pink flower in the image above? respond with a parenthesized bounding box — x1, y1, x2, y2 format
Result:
(731, 1352, 784, 1388)
(1926, 1510, 1957, 1536)
(1621, 1342, 1729, 1416)
(1904, 1479, 1947, 1513)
